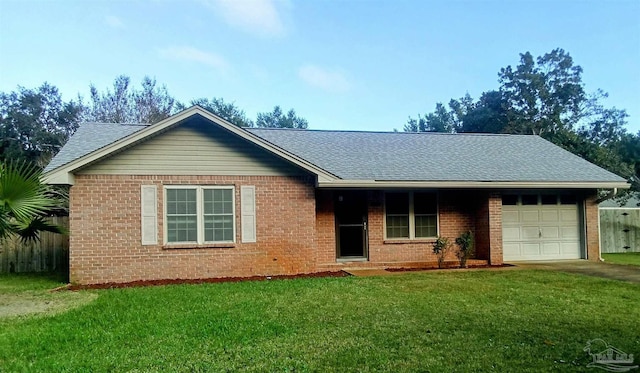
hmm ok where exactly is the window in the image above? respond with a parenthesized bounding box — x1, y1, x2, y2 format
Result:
(385, 192, 437, 239)
(414, 193, 437, 238)
(521, 194, 538, 205)
(560, 195, 577, 205)
(165, 186, 235, 244)
(500, 193, 579, 206)
(540, 195, 558, 205)
(386, 193, 409, 238)
(166, 188, 198, 242)
(501, 195, 518, 205)
(203, 189, 234, 242)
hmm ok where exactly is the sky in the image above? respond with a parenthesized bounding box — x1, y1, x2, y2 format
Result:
(1, 0, 639, 133)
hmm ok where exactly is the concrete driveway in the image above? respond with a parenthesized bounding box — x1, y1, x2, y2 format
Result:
(512, 260, 640, 284)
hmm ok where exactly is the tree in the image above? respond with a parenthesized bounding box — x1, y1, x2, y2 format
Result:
(0, 161, 64, 242)
(189, 97, 254, 127)
(403, 48, 638, 201)
(405, 103, 456, 132)
(256, 106, 308, 129)
(618, 132, 640, 198)
(0, 83, 83, 167)
(620, 132, 640, 177)
(134, 77, 177, 124)
(498, 49, 585, 136)
(459, 91, 509, 133)
(84, 75, 177, 124)
(577, 91, 628, 147)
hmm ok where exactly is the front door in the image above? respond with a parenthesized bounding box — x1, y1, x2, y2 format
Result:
(335, 192, 368, 259)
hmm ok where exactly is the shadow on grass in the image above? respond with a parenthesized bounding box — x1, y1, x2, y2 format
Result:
(0, 271, 69, 294)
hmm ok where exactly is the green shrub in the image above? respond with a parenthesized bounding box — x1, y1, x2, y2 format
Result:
(455, 231, 474, 268)
(432, 236, 451, 268)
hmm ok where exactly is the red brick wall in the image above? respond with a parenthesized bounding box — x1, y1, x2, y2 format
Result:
(69, 174, 317, 284)
(315, 190, 336, 265)
(584, 192, 600, 261)
(71, 174, 600, 284)
(472, 192, 502, 265)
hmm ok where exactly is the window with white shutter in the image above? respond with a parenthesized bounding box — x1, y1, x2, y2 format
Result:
(163, 185, 236, 244)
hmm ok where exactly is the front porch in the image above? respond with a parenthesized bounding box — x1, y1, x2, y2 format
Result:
(315, 189, 503, 271)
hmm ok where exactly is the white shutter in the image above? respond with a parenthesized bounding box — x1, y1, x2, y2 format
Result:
(241, 185, 256, 243)
(140, 185, 158, 245)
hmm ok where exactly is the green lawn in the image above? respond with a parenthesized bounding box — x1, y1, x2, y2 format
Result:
(1, 270, 638, 372)
(602, 252, 640, 266)
(0, 272, 67, 293)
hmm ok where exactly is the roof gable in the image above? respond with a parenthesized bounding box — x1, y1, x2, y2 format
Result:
(75, 116, 308, 177)
(43, 106, 336, 184)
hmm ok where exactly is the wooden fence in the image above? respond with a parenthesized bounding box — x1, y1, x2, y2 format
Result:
(600, 209, 640, 253)
(0, 216, 69, 273)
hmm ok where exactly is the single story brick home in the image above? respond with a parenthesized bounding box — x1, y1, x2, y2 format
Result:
(44, 106, 629, 285)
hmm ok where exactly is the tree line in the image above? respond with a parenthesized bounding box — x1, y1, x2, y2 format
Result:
(403, 49, 639, 200)
(1, 48, 638, 200)
(0, 75, 308, 168)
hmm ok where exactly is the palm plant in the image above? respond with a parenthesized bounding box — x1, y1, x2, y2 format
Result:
(455, 231, 475, 268)
(0, 161, 64, 242)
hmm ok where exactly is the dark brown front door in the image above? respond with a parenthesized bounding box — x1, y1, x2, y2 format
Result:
(335, 192, 368, 259)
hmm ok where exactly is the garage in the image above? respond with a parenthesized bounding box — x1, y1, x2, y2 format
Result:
(502, 194, 582, 261)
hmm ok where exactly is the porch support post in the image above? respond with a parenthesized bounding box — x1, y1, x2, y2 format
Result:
(488, 193, 503, 265)
(584, 192, 600, 262)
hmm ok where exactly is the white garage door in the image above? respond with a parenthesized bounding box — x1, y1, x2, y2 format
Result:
(502, 197, 581, 261)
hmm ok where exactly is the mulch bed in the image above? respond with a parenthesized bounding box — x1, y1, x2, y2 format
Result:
(64, 271, 349, 291)
(386, 264, 514, 272)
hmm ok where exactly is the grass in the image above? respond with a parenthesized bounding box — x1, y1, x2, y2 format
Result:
(0, 272, 67, 294)
(0, 270, 639, 372)
(602, 252, 640, 266)
(0, 272, 96, 320)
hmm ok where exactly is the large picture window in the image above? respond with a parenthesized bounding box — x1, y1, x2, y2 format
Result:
(165, 186, 235, 244)
(385, 192, 437, 239)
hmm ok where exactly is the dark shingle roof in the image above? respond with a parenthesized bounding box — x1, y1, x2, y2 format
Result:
(246, 128, 626, 183)
(45, 120, 626, 184)
(44, 123, 149, 172)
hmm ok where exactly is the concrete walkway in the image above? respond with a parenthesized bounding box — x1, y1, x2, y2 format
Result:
(512, 260, 640, 284)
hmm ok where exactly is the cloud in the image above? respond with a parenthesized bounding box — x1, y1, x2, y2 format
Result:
(298, 65, 351, 93)
(158, 46, 229, 72)
(104, 15, 125, 29)
(203, 0, 287, 37)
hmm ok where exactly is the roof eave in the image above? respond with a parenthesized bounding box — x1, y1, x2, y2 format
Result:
(317, 180, 631, 189)
(43, 171, 75, 185)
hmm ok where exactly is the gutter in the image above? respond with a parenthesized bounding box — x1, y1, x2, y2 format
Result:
(318, 180, 631, 190)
